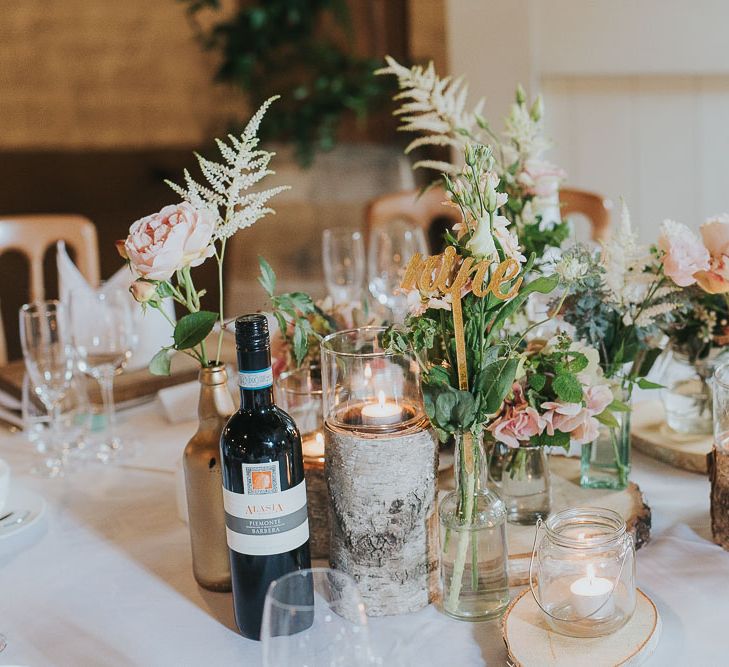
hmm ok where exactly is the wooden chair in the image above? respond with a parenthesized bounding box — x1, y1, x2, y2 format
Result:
(559, 187, 612, 242)
(364, 186, 612, 250)
(0, 214, 100, 364)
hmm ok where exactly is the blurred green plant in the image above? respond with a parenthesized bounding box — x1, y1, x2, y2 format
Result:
(181, 0, 394, 165)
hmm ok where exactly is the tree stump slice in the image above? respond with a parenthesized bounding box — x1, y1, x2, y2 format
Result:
(439, 456, 651, 586)
(304, 459, 329, 559)
(325, 423, 439, 616)
(708, 445, 729, 550)
(502, 589, 661, 667)
(631, 400, 711, 474)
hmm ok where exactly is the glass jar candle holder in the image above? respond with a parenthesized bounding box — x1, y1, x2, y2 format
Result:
(530, 507, 636, 638)
(275, 365, 328, 559)
(321, 327, 438, 615)
(321, 327, 424, 435)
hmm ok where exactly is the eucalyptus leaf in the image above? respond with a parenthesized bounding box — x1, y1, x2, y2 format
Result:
(173, 311, 218, 350)
(435, 391, 458, 427)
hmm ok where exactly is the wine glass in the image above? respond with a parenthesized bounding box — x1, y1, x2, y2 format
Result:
(68, 288, 137, 460)
(322, 228, 365, 305)
(19, 301, 75, 477)
(261, 568, 374, 667)
(367, 220, 428, 322)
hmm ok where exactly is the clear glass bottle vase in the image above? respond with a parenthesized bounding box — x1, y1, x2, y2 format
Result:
(438, 431, 510, 621)
(581, 388, 631, 490)
(487, 442, 551, 525)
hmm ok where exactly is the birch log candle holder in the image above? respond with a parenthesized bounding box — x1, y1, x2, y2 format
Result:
(321, 327, 439, 616)
(276, 365, 329, 559)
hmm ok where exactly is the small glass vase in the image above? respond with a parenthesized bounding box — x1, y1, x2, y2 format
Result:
(487, 442, 551, 525)
(439, 431, 510, 621)
(660, 349, 725, 435)
(581, 389, 631, 490)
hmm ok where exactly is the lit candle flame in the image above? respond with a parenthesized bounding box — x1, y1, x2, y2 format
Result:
(587, 563, 595, 584)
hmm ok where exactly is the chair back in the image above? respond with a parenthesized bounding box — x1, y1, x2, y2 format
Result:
(559, 187, 612, 242)
(365, 186, 612, 252)
(364, 187, 460, 253)
(0, 214, 100, 364)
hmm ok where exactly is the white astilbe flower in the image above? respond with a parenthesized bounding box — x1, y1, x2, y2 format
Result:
(166, 96, 290, 240)
(376, 56, 485, 172)
(633, 302, 679, 328)
(503, 101, 549, 160)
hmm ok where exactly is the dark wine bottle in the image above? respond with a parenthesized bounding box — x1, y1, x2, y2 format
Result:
(220, 314, 311, 640)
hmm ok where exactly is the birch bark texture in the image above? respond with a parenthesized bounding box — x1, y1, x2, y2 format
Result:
(709, 445, 729, 550)
(325, 423, 439, 615)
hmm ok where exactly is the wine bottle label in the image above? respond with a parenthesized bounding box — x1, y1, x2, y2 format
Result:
(223, 462, 309, 556)
(238, 367, 273, 390)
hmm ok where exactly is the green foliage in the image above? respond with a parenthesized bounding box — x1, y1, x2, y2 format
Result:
(520, 218, 571, 260)
(174, 311, 219, 350)
(552, 373, 583, 403)
(181, 0, 394, 165)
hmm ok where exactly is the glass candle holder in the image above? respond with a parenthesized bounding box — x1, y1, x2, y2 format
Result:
(713, 362, 729, 451)
(321, 327, 424, 435)
(530, 507, 636, 638)
(275, 365, 329, 559)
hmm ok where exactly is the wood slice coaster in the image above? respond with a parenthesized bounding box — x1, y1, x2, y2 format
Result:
(502, 589, 661, 667)
(631, 400, 711, 474)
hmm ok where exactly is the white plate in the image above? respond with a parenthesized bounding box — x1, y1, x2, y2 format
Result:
(0, 482, 46, 543)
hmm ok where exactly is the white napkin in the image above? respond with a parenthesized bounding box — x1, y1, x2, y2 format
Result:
(57, 241, 176, 371)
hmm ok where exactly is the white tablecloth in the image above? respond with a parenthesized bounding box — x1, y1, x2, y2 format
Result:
(0, 401, 726, 666)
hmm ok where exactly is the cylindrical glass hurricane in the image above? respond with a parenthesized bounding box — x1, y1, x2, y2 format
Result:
(276, 365, 328, 559)
(321, 328, 438, 615)
(487, 442, 551, 525)
(439, 431, 510, 621)
(531, 507, 636, 638)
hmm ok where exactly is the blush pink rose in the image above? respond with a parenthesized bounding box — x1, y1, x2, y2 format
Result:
(695, 216, 729, 294)
(518, 159, 567, 198)
(541, 385, 613, 446)
(124, 203, 216, 281)
(488, 383, 546, 448)
(657, 219, 709, 287)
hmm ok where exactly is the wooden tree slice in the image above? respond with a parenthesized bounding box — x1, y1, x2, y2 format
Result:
(631, 400, 711, 474)
(708, 445, 729, 550)
(503, 589, 661, 667)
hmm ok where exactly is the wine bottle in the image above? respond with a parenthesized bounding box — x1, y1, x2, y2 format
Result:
(220, 314, 311, 640)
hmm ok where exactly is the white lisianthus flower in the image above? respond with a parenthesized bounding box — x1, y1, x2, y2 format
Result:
(467, 216, 498, 259)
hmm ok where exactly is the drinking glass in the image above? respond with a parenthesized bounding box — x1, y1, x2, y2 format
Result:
(68, 288, 137, 459)
(367, 220, 428, 322)
(261, 568, 373, 667)
(322, 228, 365, 305)
(19, 301, 75, 476)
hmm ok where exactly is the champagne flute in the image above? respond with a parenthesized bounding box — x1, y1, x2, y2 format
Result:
(367, 220, 428, 322)
(68, 288, 137, 460)
(322, 228, 365, 305)
(261, 568, 374, 667)
(19, 301, 75, 476)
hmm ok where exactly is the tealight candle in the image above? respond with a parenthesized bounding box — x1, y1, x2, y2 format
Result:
(569, 564, 615, 619)
(361, 391, 403, 426)
(302, 432, 325, 461)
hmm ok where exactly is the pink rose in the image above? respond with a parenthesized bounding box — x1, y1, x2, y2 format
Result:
(657, 219, 709, 287)
(129, 280, 158, 304)
(488, 383, 546, 448)
(518, 159, 566, 198)
(695, 216, 729, 294)
(124, 203, 216, 281)
(541, 385, 613, 446)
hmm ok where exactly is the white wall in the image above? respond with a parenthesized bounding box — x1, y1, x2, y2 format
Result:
(445, 0, 729, 240)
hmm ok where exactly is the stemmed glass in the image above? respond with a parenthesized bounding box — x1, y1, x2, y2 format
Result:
(68, 288, 137, 461)
(367, 219, 428, 322)
(322, 228, 366, 305)
(19, 301, 75, 477)
(261, 568, 374, 667)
